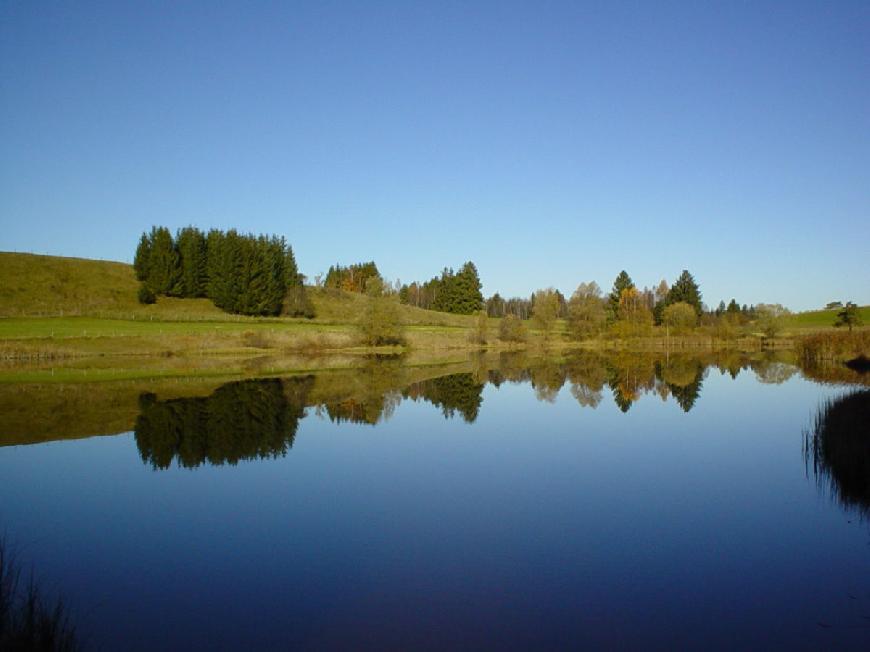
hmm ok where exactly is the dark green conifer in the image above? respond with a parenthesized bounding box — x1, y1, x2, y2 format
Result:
(176, 226, 208, 297)
(665, 270, 703, 315)
(608, 270, 635, 318)
(133, 231, 153, 281)
(147, 226, 181, 295)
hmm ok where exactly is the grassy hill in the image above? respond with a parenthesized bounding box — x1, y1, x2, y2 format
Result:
(786, 305, 870, 330)
(0, 252, 473, 327)
(0, 252, 480, 365)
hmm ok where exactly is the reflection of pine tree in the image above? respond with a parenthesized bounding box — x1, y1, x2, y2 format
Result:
(655, 359, 706, 412)
(135, 377, 313, 469)
(403, 373, 484, 423)
(611, 384, 634, 413)
(667, 376, 703, 412)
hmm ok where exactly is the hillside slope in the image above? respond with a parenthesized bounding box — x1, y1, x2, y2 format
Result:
(0, 252, 142, 316)
(786, 305, 870, 330)
(0, 252, 475, 327)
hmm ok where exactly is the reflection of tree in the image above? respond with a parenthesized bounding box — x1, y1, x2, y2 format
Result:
(606, 355, 657, 412)
(135, 377, 313, 469)
(715, 351, 747, 380)
(324, 391, 401, 425)
(565, 353, 608, 409)
(529, 361, 567, 403)
(805, 390, 870, 516)
(658, 359, 705, 412)
(403, 373, 484, 423)
(493, 352, 532, 384)
(751, 359, 798, 385)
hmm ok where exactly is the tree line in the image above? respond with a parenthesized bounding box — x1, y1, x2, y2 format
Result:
(134, 226, 313, 317)
(324, 261, 381, 294)
(397, 261, 484, 315)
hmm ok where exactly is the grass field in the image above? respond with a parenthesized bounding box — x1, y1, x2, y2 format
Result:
(1, 252, 867, 374)
(0, 252, 480, 359)
(786, 305, 870, 330)
(0, 251, 476, 326)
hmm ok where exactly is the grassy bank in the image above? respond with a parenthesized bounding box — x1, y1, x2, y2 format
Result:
(2, 252, 867, 373)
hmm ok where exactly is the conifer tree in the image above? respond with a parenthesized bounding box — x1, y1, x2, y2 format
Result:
(665, 270, 703, 315)
(206, 229, 241, 312)
(451, 261, 484, 314)
(147, 226, 181, 295)
(608, 271, 635, 319)
(134, 231, 153, 281)
(176, 226, 208, 297)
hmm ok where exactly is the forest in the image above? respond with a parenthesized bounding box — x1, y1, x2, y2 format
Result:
(134, 226, 313, 317)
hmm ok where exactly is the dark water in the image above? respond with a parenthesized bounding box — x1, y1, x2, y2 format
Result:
(1, 353, 868, 650)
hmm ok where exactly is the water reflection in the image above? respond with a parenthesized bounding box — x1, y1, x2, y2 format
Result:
(8, 350, 864, 460)
(804, 389, 870, 516)
(403, 373, 485, 423)
(129, 352, 792, 469)
(135, 377, 313, 469)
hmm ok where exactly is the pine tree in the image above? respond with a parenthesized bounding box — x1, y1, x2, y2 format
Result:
(207, 229, 242, 312)
(451, 261, 484, 314)
(147, 226, 181, 295)
(176, 226, 208, 297)
(608, 271, 635, 319)
(133, 231, 153, 282)
(665, 270, 703, 315)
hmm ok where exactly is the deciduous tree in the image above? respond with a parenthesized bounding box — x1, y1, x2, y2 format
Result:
(567, 282, 606, 340)
(834, 302, 862, 332)
(531, 288, 561, 340)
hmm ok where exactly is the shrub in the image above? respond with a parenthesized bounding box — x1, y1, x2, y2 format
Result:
(662, 302, 697, 334)
(499, 314, 527, 343)
(468, 311, 489, 345)
(137, 283, 156, 305)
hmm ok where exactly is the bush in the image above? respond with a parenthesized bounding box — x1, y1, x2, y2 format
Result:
(137, 283, 157, 305)
(468, 311, 489, 345)
(662, 302, 697, 334)
(756, 303, 790, 338)
(499, 314, 527, 343)
(357, 279, 406, 346)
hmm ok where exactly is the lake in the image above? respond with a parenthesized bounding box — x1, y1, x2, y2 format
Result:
(1, 351, 868, 650)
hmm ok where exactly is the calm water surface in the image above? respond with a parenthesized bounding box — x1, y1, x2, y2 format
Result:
(1, 353, 868, 650)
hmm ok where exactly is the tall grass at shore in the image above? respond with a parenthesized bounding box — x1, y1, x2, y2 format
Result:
(795, 330, 870, 367)
(0, 540, 81, 651)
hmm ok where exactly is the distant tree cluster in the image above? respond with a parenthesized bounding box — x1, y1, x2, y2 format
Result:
(398, 262, 483, 315)
(486, 294, 532, 319)
(324, 261, 381, 294)
(134, 226, 313, 317)
(482, 267, 779, 342)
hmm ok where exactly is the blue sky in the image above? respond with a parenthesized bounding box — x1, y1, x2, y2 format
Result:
(1, 1, 868, 311)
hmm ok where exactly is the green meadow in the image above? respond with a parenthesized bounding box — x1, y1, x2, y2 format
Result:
(1, 252, 867, 384)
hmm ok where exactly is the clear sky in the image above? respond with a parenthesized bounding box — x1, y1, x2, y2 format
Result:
(1, 1, 868, 311)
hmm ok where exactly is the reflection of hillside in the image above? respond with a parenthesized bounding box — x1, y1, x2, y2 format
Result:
(805, 390, 870, 516)
(0, 377, 228, 446)
(135, 377, 313, 469)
